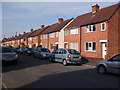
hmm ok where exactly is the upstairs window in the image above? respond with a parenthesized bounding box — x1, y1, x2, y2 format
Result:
(29, 37, 32, 41)
(65, 30, 68, 35)
(43, 34, 47, 39)
(49, 33, 54, 38)
(41, 35, 42, 39)
(85, 24, 96, 32)
(56, 32, 59, 37)
(34, 36, 37, 40)
(70, 28, 78, 35)
(101, 22, 106, 31)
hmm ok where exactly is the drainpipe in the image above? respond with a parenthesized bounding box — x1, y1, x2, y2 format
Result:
(47, 34, 49, 49)
(80, 26, 82, 54)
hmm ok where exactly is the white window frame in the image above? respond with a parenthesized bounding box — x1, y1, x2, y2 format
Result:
(43, 34, 47, 39)
(70, 28, 78, 35)
(34, 36, 37, 40)
(56, 32, 59, 37)
(70, 43, 78, 51)
(65, 30, 68, 35)
(49, 33, 54, 38)
(43, 44, 47, 48)
(101, 22, 106, 31)
(29, 37, 32, 41)
(85, 24, 96, 33)
(85, 42, 96, 52)
(41, 35, 43, 39)
(50, 43, 54, 49)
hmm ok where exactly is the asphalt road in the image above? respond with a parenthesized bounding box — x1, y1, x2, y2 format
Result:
(2, 54, 120, 89)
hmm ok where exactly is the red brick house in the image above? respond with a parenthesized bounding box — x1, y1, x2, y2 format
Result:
(41, 18, 73, 52)
(65, 3, 120, 59)
(27, 25, 50, 48)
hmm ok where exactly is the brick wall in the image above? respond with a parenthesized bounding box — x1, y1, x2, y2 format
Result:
(81, 22, 108, 58)
(107, 7, 120, 58)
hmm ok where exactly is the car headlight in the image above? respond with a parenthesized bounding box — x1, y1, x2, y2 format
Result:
(42, 54, 46, 56)
(14, 54, 18, 58)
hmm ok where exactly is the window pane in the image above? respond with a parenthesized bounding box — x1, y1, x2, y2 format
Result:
(70, 28, 78, 34)
(89, 25, 91, 31)
(93, 24, 96, 31)
(93, 42, 96, 51)
(86, 42, 88, 50)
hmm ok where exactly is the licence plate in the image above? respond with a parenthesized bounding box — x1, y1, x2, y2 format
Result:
(73, 57, 79, 59)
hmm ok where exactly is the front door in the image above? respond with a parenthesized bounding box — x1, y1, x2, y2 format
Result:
(102, 43, 106, 59)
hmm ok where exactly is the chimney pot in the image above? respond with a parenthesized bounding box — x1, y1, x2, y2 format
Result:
(92, 4, 100, 13)
(58, 17, 64, 24)
(30, 28, 34, 32)
(40, 24, 44, 29)
(23, 32, 26, 34)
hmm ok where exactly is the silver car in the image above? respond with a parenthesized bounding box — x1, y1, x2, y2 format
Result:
(96, 53, 120, 74)
(1, 47, 18, 65)
(34, 47, 51, 59)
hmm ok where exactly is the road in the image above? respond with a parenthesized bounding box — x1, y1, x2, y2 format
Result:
(2, 54, 120, 89)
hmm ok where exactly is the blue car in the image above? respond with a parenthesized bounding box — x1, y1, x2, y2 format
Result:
(49, 48, 82, 66)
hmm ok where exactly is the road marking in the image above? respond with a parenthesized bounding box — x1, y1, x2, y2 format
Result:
(2, 82, 8, 90)
(84, 64, 96, 68)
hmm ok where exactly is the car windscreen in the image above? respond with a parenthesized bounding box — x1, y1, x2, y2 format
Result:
(68, 49, 80, 54)
(2, 47, 14, 53)
(41, 48, 50, 52)
(27, 48, 33, 51)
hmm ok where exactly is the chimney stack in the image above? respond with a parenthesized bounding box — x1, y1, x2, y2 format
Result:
(40, 24, 44, 29)
(92, 4, 100, 13)
(58, 17, 64, 24)
(23, 32, 26, 34)
(30, 28, 34, 32)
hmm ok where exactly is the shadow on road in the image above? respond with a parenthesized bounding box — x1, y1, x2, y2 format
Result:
(2, 54, 52, 73)
(13, 68, 119, 89)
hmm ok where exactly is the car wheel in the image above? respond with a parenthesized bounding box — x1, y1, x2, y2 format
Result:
(49, 57, 54, 62)
(97, 65, 106, 74)
(63, 60, 67, 66)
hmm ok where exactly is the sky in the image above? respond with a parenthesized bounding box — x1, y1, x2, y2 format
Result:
(1, 1, 119, 40)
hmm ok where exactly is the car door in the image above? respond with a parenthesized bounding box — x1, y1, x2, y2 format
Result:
(34, 48, 38, 57)
(106, 54, 120, 74)
(54, 49, 61, 62)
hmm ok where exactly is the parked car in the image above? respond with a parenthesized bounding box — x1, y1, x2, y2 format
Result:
(18, 48, 25, 54)
(1, 47, 18, 65)
(14, 48, 20, 53)
(96, 53, 120, 74)
(49, 48, 82, 66)
(34, 47, 51, 59)
(23, 48, 34, 55)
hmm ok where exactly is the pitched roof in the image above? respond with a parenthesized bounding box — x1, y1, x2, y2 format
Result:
(66, 3, 120, 29)
(28, 26, 50, 37)
(41, 18, 73, 34)
(21, 30, 36, 39)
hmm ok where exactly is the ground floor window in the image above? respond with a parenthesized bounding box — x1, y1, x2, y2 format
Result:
(50, 43, 54, 49)
(70, 43, 78, 51)
(43, 44, 47, 48)
(85, 42, 96, 51)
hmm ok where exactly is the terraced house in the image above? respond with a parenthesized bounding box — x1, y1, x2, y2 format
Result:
(41, 18, 74, 52)
(2, 3, 120, 59)
(27, 25, 50, 48)
(65, 3, 120, 59)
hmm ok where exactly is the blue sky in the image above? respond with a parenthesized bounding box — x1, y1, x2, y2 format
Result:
(2, 2, 118, 40)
